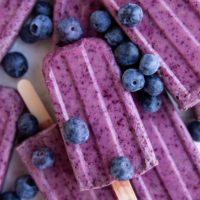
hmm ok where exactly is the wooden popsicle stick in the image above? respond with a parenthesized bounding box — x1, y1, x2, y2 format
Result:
(17, 79, 137, 200)
(194, 104, 200, 121)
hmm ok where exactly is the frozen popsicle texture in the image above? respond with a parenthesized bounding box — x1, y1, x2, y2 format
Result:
(53, 0, 102, 44)
(101, 0, 200, 110)
(17, 124, 117, 200)
(0, 0, 37, 62)
(0, 86, 24, 191)
(131, 95, 200, 200)
(43, 38, 157, 190)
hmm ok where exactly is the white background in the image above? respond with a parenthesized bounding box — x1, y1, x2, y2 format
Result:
(0, 35, 200, 200)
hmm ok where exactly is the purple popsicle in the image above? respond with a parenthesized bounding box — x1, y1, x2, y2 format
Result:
(43, 37, 157, 190)
(0, 0, 37, 62)
(100, 0, 200, 110)
(0, 86, 24, 191)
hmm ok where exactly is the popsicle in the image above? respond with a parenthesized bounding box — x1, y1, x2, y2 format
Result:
(131, 94, 200, 200)
(43, 37, 157, 191)
(0, 86, 24, 191)
(53, 0, 102, 45)
(0, 0, 37, 62)
(100, 0, 200, 110)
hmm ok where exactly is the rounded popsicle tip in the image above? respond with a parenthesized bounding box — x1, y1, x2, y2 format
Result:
(58, 18, 83, 44)
(64, 117, 90, 144)
(118, 3, 144, 27)
(32, 147, 55, 170)
(111, 156, 134, 181)
(139, 54, 160, 76)
(122, 69, 145, 92)
(90, 10, 112, 33)
(187, 121, 200, 142)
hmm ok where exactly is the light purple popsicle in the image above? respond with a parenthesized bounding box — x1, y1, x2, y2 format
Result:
(0, 0, 37, 62)
(100, 0, 200, 110)
(17, 124, 117, 200)
(43, 38, 157, 190)
(0, 86, 24, 191)
(132, 94, 200, 200)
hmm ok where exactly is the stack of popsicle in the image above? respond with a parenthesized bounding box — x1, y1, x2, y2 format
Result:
(0, 0, 37, 62)
(0, 86, 24, 191)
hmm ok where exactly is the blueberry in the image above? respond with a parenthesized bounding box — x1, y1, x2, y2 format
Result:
(141, 93, 162, 112)
(15, 175, 38, 199)
(58, 18, 83, 44)
(30, 15, 53, 39)
(1, 52, 28, 78)
(19, 24, 39, 43)
(104, 27, 125, 47)
(34, 1, 53, 16)
(17, 113, 39, 139)
(90, 10, 112, 33)
(64, 117, 90, 144)
(187, 121, 200, 141)
(0, 192, 20, 200)
(122, 69, 145, 92)
(32, 147, 55, 170)
(144, 75, 164, 96)
(114, 42, 140, 66)
(139, 54, 160, 75)
(111, 156, 134, 180)
(118, 3, 143, 27)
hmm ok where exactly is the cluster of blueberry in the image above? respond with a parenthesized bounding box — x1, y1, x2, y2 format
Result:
(1, 1, 53, 78)
(90, 4, 165, 113)
(0, 175, 38, 200)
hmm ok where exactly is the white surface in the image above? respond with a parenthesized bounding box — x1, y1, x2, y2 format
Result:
(0, 35, 200, 200)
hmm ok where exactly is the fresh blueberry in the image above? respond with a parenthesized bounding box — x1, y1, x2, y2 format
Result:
(144, 75, 164, 96)
(34, 1, 53, 16)
(104, 27, 125, 47)
(19, 24, 39, 43)
(0, 192, 20, 200)
(90, 10, 112, 33)
(114, 42, 140, 66)
(32, 147, 55, 170)
(139, 54, 160, 75)
(64, 117, 90, 144)
(1, 52, 28, 78)
(15, 175, 38, 199)
(111, 156, 134, 180)
(58, 18, 83, 44)
(118, 3, 143, 27)
(141, 93, 162, 112)
(30, 15, 53, 39)
(17, 113, 39, 139)
(122, 69, 145, 92)
(187, 121, 200, 141)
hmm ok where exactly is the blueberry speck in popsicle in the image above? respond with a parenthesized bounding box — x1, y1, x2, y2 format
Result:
(15, 175, 38, 199)
(30, 15, 53, 39)
(111, 157, 134, 180)
(104, 27, 125, 47)
(122, 69, 145, 92)
(141, 93, 162, 113)
(118, 3, 143, 27)
(17, 113, 39, 139)
(20, 25, 39, 44)
(144, 75, 164, 96)
(139, 54, 160, 76)
(64, 117, 90, 144)
(114, 41, 140, 66)
(34, 1, 53, 17)
(0, 192, 20, 200)
(32, 147, 55, 170)
(90, 10, 112, 33)
(1, 52, 28, 78)
(188, 121, 200, 141)
(58, 18, 83, 44)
